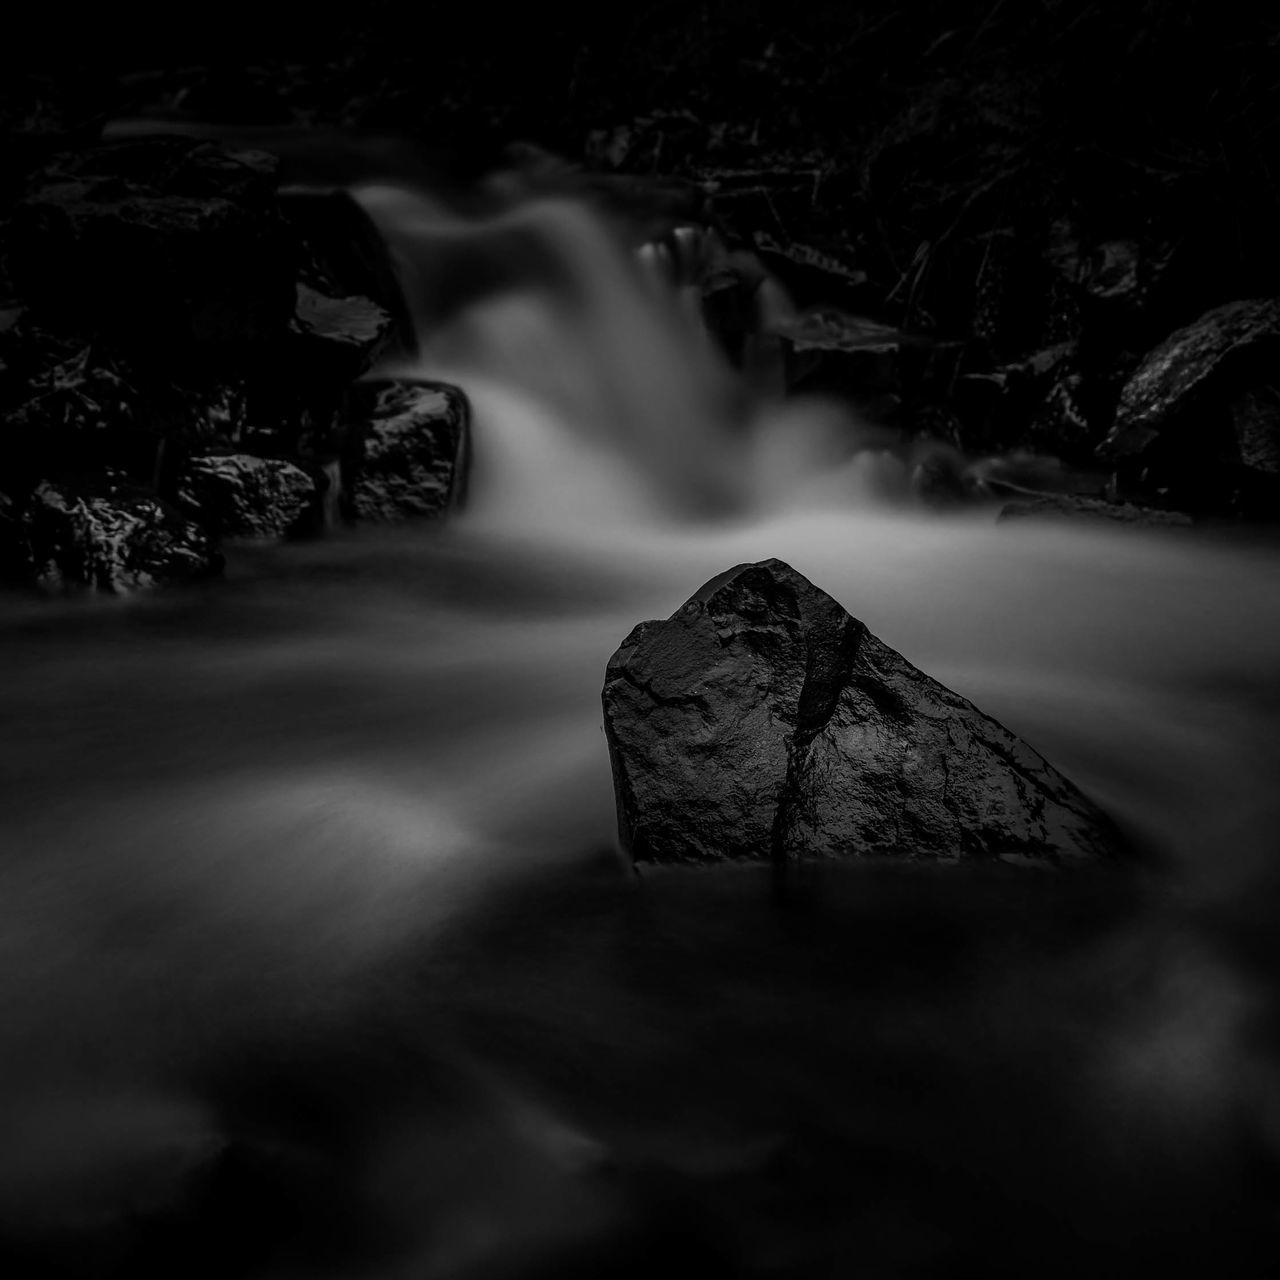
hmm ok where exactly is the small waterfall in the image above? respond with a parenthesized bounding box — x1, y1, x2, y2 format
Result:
(0, 167, 1278, 1278)
(352, 180, 1280, 870)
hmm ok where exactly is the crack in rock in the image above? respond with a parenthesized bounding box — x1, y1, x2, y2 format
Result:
(602, 559, 1129, 868)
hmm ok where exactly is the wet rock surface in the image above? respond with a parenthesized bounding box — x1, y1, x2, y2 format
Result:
(177, 454, 318, 541)
(603, 559, 1128, 868)
(342, 380, 468, 522)
(1099, 298, 1280, 517)
(17, 478, 223, 595)
(290, 284, 393, 384)
(1100, 299, 1280, 463)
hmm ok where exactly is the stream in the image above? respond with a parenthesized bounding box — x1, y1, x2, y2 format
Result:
(2, 173, 1280, 1278)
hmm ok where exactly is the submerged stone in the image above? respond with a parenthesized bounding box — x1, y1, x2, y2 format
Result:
(603, 559, 1127, 868)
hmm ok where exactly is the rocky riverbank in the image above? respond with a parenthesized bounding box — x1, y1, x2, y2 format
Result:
(4, 7, 1280, 592)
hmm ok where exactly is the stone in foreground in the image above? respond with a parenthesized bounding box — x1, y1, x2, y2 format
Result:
(602, 559, 1126, 867)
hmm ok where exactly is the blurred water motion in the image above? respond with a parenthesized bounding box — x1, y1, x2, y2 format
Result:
(1, 171, 1279, 1278)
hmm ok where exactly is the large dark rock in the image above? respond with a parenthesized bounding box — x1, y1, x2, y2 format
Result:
(1100, 298, 1280, 462)
(1097, 298, 1280, 515)
(603, 560, 1127, 868)
(342, 381, 468, 522)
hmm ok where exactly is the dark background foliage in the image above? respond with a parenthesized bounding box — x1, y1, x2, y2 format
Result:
(8, 2, 1278, 304)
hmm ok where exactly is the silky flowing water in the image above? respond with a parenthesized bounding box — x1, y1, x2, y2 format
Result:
(2, 170, 1280, 1278)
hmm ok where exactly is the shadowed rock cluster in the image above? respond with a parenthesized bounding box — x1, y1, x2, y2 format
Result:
(0, 135, 466, 595)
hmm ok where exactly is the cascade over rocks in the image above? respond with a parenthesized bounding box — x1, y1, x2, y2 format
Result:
(603, 559, 1128, 868)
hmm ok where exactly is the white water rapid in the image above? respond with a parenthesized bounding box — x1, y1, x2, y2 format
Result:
(2, 171, 1280, 1279)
